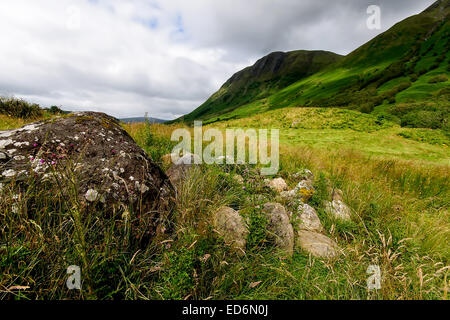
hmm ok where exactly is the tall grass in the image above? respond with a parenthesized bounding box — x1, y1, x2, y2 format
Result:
(1, 120, 448, 300)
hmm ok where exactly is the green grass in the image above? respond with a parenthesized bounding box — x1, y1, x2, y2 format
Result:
(1, 115, 448, 300)
(211, 107, 449, 164)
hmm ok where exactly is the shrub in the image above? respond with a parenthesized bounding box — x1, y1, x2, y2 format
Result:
(401, 110, 443, 129)
(0, 96, 43, 119)
(48, 105, 67, 114)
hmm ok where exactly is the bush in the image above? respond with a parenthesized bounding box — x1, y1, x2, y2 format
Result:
(401, 110, 444, 129)
(0, 96, 43, 119)
(388, 102, 449, 130)
(48, 105, 67, 114)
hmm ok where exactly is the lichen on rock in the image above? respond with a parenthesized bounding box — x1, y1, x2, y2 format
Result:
(0, 112, 175, 243)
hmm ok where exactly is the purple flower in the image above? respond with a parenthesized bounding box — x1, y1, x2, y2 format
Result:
(51, 161, 56, 165)
(40, 159, 45, 164)
(33, 143, 38, 147)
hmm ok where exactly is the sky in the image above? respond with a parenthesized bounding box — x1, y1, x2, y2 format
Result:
(0, 0, 436, 119)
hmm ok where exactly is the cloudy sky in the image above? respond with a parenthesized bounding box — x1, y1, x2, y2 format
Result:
(0, 0, 435, 119)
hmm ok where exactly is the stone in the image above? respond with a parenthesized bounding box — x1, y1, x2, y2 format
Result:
(0, 139, 13, 149)
(296, 230, 339, 259)
(332, 188, 344, 202)
(213, 206, 248, 255)
(325, 200, 351, 221)
(292, 169, 314, 181)
(0, 112, 175, 242)
(296, 203, 324, 233)
(85, 189, 99, 202)
(165, 152, 203, 187)
(2, 169, 16, 178)
(290, 119, 301, 128)
(269, 178, 288, 193)
(280, 189, 297, 200)
(166, 163, 194, 187)
(294, 180, 315, 202)
(175, 152, 201, 165)
(262, 202, 294, 256)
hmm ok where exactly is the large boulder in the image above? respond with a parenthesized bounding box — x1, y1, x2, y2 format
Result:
(0, 112, 175, 240)
(213, 206, 248, 255)
(262, 202, 294, 256)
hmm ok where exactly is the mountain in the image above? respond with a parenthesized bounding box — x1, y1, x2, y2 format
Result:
(179, 50, 342, 122)
(121, 117, 167, 124)
(179, 0, 449, 126)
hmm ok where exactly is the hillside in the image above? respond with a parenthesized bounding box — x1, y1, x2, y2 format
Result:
(180, 0, 449, 126)
(121, 116, 167, 124)
(179, 50, 342, 122)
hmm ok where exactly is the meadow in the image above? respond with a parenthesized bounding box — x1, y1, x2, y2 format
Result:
(0, 105, 449, 300)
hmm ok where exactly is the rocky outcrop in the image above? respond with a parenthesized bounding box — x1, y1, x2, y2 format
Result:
(262, 202, 294, 256)
(279, 170, 315, 202)
(213, 206, 248, 255)
(0, 112, 175, 241)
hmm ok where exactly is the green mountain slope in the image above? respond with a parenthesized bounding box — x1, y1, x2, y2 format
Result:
(180, 0, 449, 127)
(180, 50, 342, 122)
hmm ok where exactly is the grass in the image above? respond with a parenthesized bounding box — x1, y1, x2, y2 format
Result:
(2, 113, 448, 300)
(210, 107, 449, 164)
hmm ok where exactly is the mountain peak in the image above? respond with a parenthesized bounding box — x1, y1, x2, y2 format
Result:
(180, 50, 342, 122)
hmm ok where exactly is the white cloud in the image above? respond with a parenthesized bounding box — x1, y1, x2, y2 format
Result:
(0, 0, 435, 119)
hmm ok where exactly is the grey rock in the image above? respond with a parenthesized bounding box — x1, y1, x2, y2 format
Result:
(269, 178, 288, 193)
(0, 112, 175, 243)
(263, 202, 294, 256)
(325, 200, 352, 221)
(296, 230, 339, 259)
(296, 203, 324, 233)
(213, 206, 249, 255)
(292, 168, 314, 181)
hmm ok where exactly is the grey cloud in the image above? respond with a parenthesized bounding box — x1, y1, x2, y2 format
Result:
(0, 0, 436, 119)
